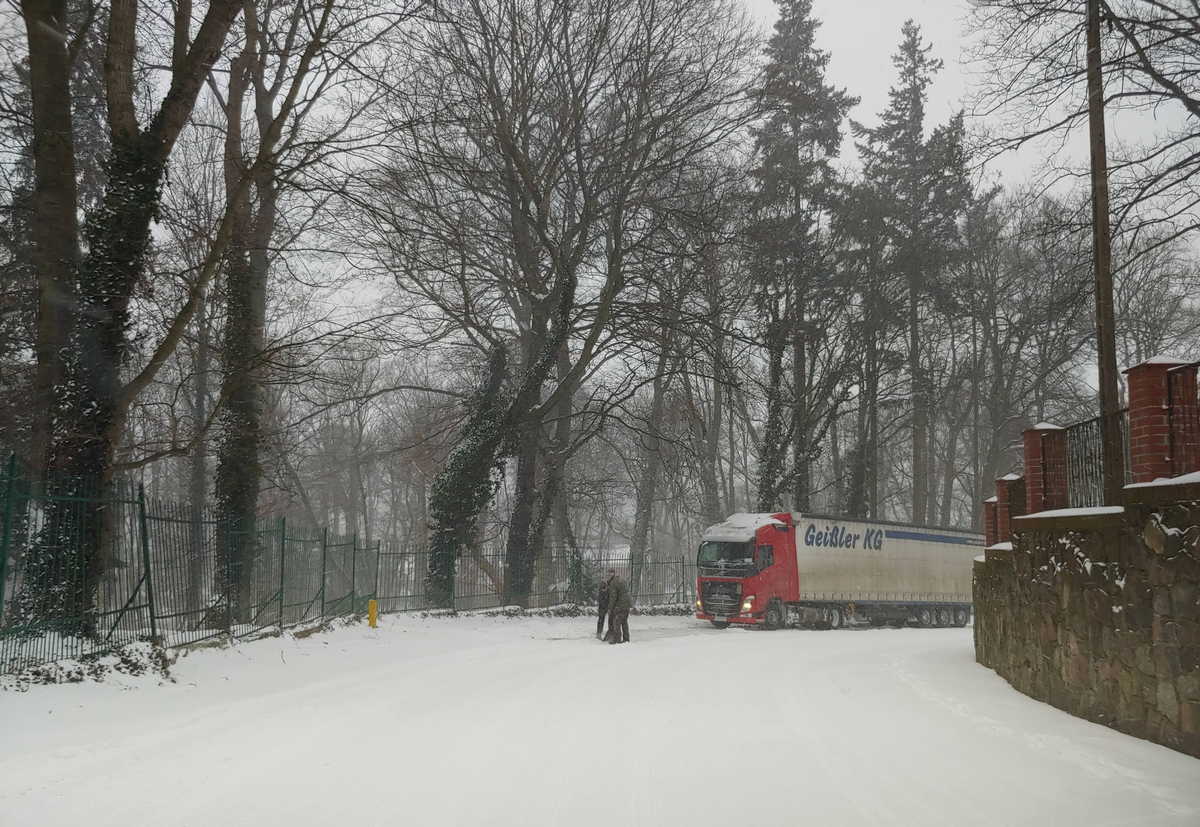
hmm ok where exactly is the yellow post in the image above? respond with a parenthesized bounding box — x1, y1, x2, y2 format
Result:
(368, 598, 378, 628)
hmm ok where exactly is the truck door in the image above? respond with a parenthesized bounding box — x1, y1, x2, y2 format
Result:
(755, 544, 775, 597)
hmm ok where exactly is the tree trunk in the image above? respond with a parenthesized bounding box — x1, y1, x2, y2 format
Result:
(187, 294, 210, 615)
(503, 412, 541, 607)
(700, 367, 724, 525)
(925, 414, 939, 526)
(755, 316, 788, 512)
(700, 248, 724, 525)
(629, 343, 672, 598)
(526, 346, 574, 605)
(866, 301, 881, 520)
(908, 269, 929, 524)
(214, 44, 271, 622)
(830, 412, 843, 514)
(792, 326, 810, 512)
(22, 0, 78, 477)
(939, 419, 961, 527)
(725, 387, 737, 511)
(426, 346, 509, 608)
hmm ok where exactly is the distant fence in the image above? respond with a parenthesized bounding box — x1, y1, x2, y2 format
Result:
(0, 459, 695, 675)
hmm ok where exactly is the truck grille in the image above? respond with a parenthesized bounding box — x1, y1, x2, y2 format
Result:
(701, 581, 740, 616)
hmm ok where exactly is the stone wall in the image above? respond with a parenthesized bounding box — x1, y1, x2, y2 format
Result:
(973, 500, 1200, 758)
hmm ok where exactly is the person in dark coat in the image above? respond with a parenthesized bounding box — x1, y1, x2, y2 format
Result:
(605, 569, 631, 644)
(596, 577, 610, 640)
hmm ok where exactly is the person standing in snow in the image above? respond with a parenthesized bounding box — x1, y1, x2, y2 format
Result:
(605, 569, 631, 644)
(596, 577, 610, 640)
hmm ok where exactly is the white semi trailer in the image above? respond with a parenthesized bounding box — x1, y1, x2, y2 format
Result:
(694, 512, 984, 629)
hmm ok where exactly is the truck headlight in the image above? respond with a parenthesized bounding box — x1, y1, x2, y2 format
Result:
(741, 595, 755, 612)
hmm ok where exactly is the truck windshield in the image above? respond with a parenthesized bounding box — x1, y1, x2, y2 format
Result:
(697, 541, 753, 569)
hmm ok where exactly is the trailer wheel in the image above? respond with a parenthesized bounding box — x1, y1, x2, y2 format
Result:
(936, 607, 953, 627)
(918, 607, 935, 628)
(765, 601, 784, 630)
(826, 606, 844, 630)
(953, 608, 970, 627)
(710, 621, 731, 629)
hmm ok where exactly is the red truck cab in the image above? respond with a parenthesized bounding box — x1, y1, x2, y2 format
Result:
(694, 512, 796, 628)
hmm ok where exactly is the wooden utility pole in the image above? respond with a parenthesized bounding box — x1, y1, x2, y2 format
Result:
(1087, 0, 1124, 504)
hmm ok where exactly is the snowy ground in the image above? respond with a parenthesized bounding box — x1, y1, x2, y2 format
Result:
(2, 614, 1198, 826)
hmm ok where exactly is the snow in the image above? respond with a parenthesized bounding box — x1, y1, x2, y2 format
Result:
(1001, 473, 1022, 481)
(2, 615, 1198, 826)
(1016, 506, 1125, 520)
(973, 555, 986, 563)
(984, 496, 998, 503)
(986, 542, 1014, 551)
(1127, 471, 1200, 489)
(1032, 421, 1064, 430)
(1136, 354, 1189, 366)
(701, 511, 785, 541)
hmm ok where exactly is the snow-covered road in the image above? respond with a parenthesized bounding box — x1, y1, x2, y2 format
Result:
(2, 614, 1198, 826)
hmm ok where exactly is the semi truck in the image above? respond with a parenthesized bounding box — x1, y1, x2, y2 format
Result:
(694, 512, 983, 629)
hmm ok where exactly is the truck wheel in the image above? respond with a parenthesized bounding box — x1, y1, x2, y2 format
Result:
(710, 621, 731, 629)
(954, 608, 970, 627)
(826, 606, 844, 630)
(765, 601, 784, 630)
(918, 607, 935, 628)
(936, 607, 953, 627)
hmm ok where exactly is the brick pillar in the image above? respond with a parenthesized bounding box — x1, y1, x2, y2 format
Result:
(983, 498, 998, 547)
(994, 474, 1025, 543)
(1023, 423, 1067, 513)
(1167, 363, 1199, 475)
(1124, 357, 1186, 483)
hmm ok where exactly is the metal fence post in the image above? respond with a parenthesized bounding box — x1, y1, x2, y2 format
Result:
(350, 532, 358, 614)
(372, 541, 381, 601)
(278, 516, 286, 629)
(137, 484, 158, 643)
(0, 454, 16, 624)
(319, 526, 328, 620)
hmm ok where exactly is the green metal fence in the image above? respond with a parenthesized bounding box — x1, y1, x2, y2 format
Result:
(0, 459, 697, 675)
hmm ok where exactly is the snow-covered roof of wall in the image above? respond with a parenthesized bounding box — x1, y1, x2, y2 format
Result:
(702, 512, 785, 542)
(1000, 473, 1022, 481)
(1123, 354, 1189, 371)
(1125, 470, 1200, 489)
(1015, 506, 1124, 520)
(984, 496, 998, 503)
(1031, 422, 1063, 430)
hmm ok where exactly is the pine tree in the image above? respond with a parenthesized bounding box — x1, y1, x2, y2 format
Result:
(749, 0, 856, 512)
(854, 20, 970, 524)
